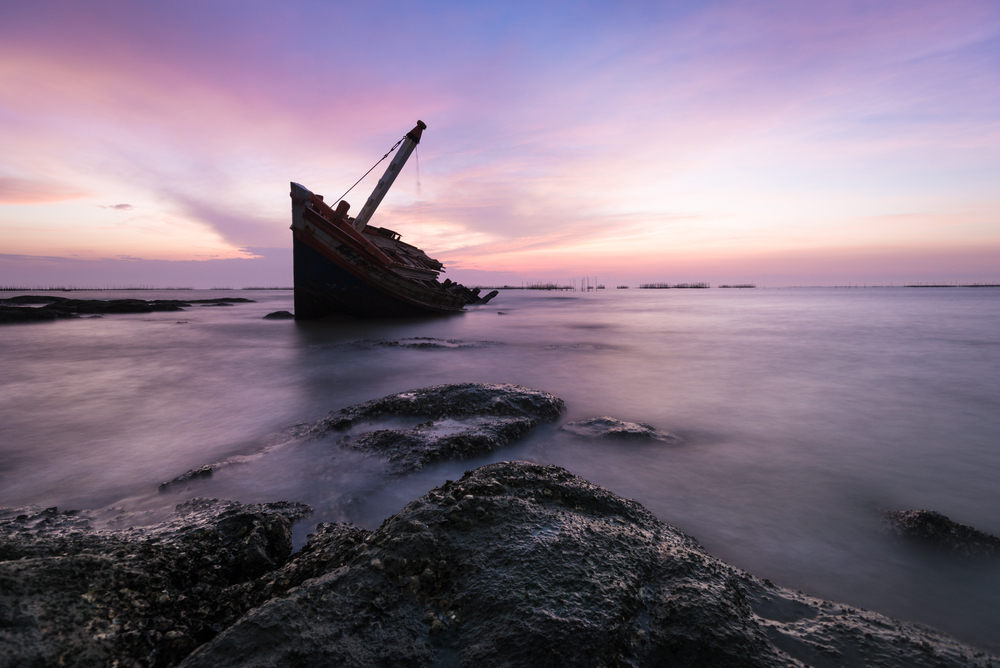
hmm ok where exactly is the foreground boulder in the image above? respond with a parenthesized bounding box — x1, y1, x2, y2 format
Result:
(0, 499, 309, 668)
(308, 383, 565, 473)
(880, 509, 1000, 557)
(182, 462, 996, 668)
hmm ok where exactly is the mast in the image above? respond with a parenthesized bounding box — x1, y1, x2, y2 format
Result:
(351, 120, 426, 231)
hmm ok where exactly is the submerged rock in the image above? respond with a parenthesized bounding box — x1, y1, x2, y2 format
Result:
(0, 499, 310, 668)
(181, 462, 997, 668)
(879, 509, 1000, 557)
(310, 383, 565, 473)
(560, 416, 682, 444)
(262, 310, 294, 319)
(328, 337, 501, 349)
(159, 465, 214, 492)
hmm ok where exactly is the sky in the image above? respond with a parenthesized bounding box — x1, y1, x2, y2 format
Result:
(1, 0, 998, 288)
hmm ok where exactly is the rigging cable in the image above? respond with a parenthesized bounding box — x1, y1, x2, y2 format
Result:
(333, 135, 405, 205)
(415, 145, 422, 243)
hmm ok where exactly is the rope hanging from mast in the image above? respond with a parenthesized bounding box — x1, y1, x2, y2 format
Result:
(334, 135, 406, 206)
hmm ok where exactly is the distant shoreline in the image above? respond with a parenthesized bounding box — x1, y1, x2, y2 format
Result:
(0, 286, 293, 292)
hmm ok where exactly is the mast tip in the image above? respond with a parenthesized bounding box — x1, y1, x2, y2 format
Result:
(408, 120, 427, 143)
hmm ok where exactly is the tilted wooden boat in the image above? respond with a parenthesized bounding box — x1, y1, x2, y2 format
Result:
(290, 121, 497, 319)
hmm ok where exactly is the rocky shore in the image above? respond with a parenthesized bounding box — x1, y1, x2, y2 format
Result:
(3, 383, 998, 667)
(4, 463, 998, 668)
(0, 295, 254, 324)
(0, 500, 309, 667)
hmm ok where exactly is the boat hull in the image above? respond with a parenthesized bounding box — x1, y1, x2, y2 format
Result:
(292, 232, 465, 319)
(290, 177, 490, 320)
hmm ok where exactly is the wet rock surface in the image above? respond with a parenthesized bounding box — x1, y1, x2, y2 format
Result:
(560, 416, 683, 444)
(0, 304, 77, 323)
(0, 296, 255, 324)
(310, 383, 565, 473)
(316, 383, 565, 428)
(0, 499, 309, 668)
(313, 337, 501, 350)
(181, 461, 997, 668)
(879, 509, 1000, 557)
(159, 465, 214, 492)
(2, 465, 997, 667)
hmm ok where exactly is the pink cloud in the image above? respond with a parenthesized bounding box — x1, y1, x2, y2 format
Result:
(0, 177, 89, 205)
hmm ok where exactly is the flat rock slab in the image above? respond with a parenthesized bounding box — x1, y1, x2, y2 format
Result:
(0, 499, 310, 668)
(880, 509, 1000, 557)
(181, 462, 997, 668)
(318, 383, 565, 428)
(333, 337, 501, 349)
(0, 305, 77, 323)
(0, 296, 256, 323)
(309, 383, 565, 473)
(560, 416, 682, 444)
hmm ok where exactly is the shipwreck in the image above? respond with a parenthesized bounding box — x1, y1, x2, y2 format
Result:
(290, 121, 496, 319)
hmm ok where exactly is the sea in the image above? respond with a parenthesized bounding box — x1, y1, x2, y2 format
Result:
(1, 286, 998, 652)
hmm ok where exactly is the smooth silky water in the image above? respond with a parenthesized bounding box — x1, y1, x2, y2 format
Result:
(1, 287, 998, 651)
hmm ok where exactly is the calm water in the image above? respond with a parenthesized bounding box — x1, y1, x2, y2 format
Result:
(2, 287, 999, 651)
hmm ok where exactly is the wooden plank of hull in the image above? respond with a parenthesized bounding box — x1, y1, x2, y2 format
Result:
(293, 232, 466, 319)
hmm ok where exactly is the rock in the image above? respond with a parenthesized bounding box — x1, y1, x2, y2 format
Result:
(159, 465, 214, 492)
(343, 416, 539, 473)
(44, 298, 157, 313)
(262, 310, 294, 319)
(3, 468, 996, 668)
(0, 296, 257, 323)
(188, 298, 255, 304)
(0, 305, 77, 323)
(0, 499, 310, 668)
(180, 462, 997, 668)
(560, 416, 682, 444)
(318, 383, 565, 428)
(0, 295, 70, 304)
(308, 383, 565, 473)
(331, 337, 500, 349)
(879, 509, 1000, 557)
